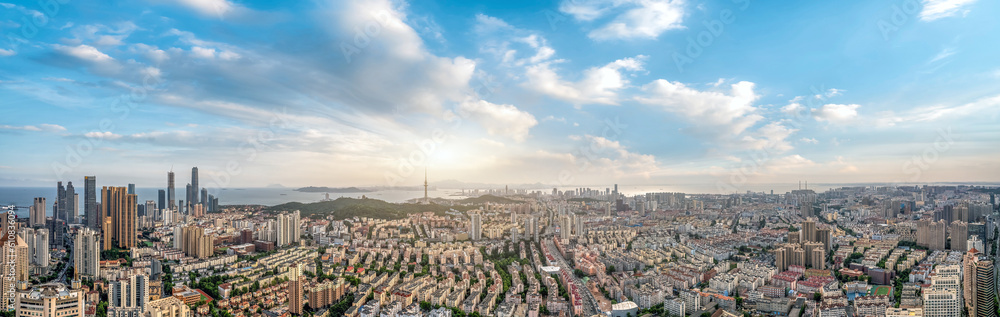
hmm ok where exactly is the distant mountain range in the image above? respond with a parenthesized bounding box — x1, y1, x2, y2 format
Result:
(294, 186, 374, 193)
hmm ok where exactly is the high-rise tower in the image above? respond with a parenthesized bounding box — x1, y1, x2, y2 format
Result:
(30, 197, 46, 227)
(85, 176, 98, 229)
(423, 168, 429, 204)
(167, 170, 175, 211)
(191, 167, 199, 209)
(101, 186, 137, 250)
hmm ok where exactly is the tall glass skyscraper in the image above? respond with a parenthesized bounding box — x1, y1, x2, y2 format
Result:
(167, 171, 175, 211)
(84, 176, 97, 229)
(191, 167, 199, 208)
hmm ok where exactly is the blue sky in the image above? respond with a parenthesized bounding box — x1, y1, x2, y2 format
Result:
(1, 0, 998, 192)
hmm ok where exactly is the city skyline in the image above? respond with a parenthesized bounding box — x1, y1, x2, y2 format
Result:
(2, 0, 1000, 188)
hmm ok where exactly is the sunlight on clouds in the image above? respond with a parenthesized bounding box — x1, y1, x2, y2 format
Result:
(920, 0, 978, 21)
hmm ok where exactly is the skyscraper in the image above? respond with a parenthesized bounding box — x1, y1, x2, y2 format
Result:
(200, 187, 207, 209)
(527, 217, 539, 242)
(963, 249, 996, 317)
(181, 226, 213, 259)
(185, 184, 192, 214)
(773, 246, 788, 271)
(816, 228, 832, 252)
(30, 197, 46, 227)
(108, 273, 150, 317)
(64, 181, 75, 222)
(288, 264, 304, 315)
(918, 219, 947, 251)
(145, 200, 157, 226)
(157, 189, 165, 212)
(560, 215, 571, 240)
(101, 186, 137, 250)
(86, 176, 99, 229)
(191, 167, 199, 209)
(0, 229, 29, 307)
(32, 229, 49, 270)
(167, 171, 175, 211)
(277, 211, 301, 247)
(802, 218, 816, 242)
(950, 221, 968, 252)
(471, 213, 482, 241)
(804, 241, 824, 269)
(57, 182, 65, 221)
(74, 228, 100, 279)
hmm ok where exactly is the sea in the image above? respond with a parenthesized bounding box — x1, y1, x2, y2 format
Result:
(0, 187, 472, 218)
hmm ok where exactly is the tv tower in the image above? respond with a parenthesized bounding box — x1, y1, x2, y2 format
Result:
(423, 167, 429, 204)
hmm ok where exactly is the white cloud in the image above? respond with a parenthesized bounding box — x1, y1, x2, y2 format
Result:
(473, 14, 512, 33)
(816, 88, 843, 99)
(812, 104, 860, 124)
(459, 99, 538, 142)
(191, 46, 217, 59)
(0, 48, 14, 56)
(740, 122, 797, 152)
(130, 44, 170, 64)
(561, 0, 686, 40)
(874, 93, 1000, 127)
(475, 138, 506, 147)
(636, 79, 762, 136)
(473, 14, 557, 68)
(781, 101, 804, 115)
(542, 116, 567, 123)
(920, 0, 977, 21)
(763, 155, 816, 172)
(83, 131, 122, 140)
(0, 124, 66, 132)
(576, 135, 660, 178)
(53, 44, 114, 62)
(799, 138, 819, 144)
(928, 47, 957, 64)
(68, 22, 138, 47)
(525, 56, 646, 105)
(175, 0, 235, 17)
(42, 77, 75, 82)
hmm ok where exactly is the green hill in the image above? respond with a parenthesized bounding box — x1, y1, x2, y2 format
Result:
(266, 197, 471, 220)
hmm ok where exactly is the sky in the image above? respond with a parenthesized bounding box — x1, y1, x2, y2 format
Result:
(1, 0, 999, 192)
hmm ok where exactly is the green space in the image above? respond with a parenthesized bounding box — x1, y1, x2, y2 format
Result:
(874, 286, 891, 296)
(266, 197, 477, 219)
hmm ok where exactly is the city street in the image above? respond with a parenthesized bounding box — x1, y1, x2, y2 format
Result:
(544, 237, 602, 316)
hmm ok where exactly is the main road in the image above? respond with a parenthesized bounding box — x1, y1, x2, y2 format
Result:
(544, 236, 602, 316)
